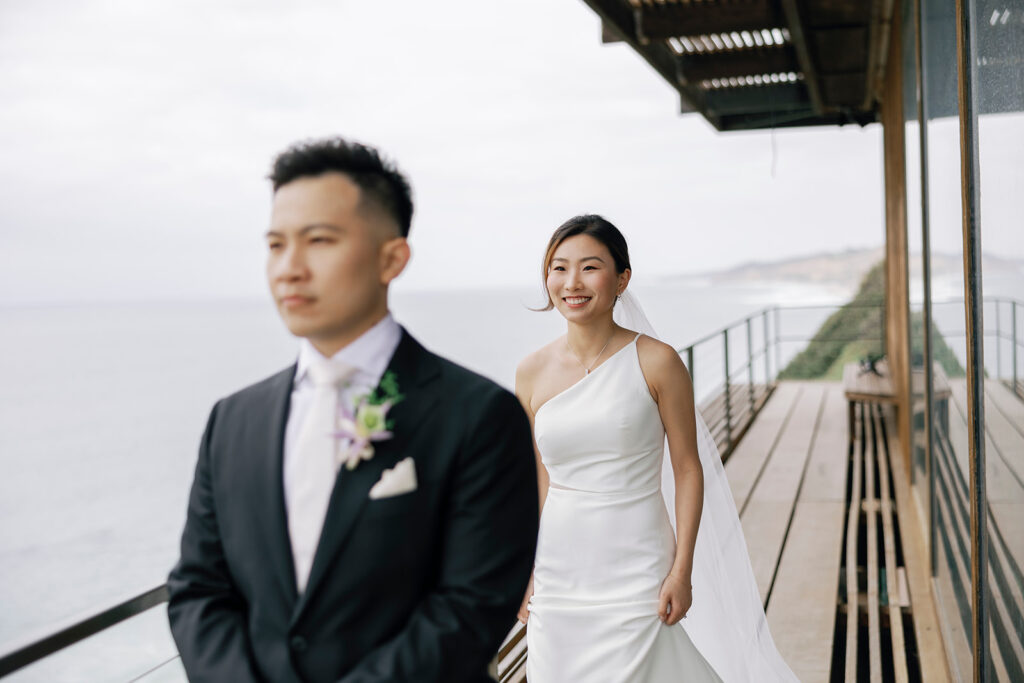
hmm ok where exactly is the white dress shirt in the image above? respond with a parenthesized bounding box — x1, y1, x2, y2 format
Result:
(283, 313, 403, 582)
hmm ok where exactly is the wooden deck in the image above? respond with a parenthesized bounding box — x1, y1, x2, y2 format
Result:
(732, 381, 848, 680)
(729, 381, 945, 682)
(497, 380, 951, 682)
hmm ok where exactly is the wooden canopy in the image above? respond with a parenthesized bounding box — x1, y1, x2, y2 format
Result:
(583, 0, 895, 131)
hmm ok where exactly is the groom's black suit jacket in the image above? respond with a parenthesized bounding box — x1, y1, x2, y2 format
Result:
(167, 329, 538, 682)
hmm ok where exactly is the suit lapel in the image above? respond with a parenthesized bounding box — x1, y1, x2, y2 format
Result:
(258, 365, 301, 606)
(291, 329, 441, 624)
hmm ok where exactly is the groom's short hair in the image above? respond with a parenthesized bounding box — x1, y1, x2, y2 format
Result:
(270, 137, 414, 237)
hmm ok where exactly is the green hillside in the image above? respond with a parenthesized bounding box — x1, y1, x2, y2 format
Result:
(780, 262, 964, 380)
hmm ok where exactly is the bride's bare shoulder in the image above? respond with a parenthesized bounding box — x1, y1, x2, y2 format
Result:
(516, 338, 564, 386)
(636, 334, 691, 383)
(635, 333, 677, 359)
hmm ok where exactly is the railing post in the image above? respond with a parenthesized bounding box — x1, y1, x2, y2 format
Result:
(746, 317, 755, 415)
(763, 308, 771, 385)
(723, 329, 732, 452)
(995, 299, 1002, 379)
(1014, 301, 1019, 396)
(774, 306, 782, 377)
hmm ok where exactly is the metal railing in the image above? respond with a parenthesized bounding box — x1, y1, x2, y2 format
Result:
(0, 586, 170, 678)
(922, 296, 1024, 396)
(989, 297, 1024, 399)
(679, 301, 885, 458)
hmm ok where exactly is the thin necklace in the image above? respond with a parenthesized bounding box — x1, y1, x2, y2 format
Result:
(566, 332, 614, 375)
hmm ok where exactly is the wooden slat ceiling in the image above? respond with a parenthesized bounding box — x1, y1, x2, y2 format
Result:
(583, 0, 895, 131)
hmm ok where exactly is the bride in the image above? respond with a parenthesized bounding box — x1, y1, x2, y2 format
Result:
(514, 215, 797, 682)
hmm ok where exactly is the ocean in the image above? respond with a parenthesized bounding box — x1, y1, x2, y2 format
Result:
(0, 277, 981, 680)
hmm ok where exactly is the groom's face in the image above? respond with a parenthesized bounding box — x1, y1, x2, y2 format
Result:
(266, 172, 408, 356)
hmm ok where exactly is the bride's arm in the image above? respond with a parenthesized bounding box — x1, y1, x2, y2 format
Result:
(637, 335, 704, 626)
(514, 356, 549, 624)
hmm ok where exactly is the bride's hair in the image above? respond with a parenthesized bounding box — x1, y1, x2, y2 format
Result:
(538, 214, 631, 311)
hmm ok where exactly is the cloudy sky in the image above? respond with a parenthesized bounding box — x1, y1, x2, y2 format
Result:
(1, 0, 1020, 304)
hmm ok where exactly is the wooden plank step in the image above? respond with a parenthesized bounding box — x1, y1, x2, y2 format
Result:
(766, 500, 845, 683)
(844, 402, 864, 683)
(740, 383, 825, 603)
(496, 621, 526, 682)
(702, 387, 767, 430)
(870, 404, 909, 683)
(725, 382, 801, 511)
(864, 406, 882, 683)
(701, 383, 771, 456)
(700, 382, 756, 423)
(801, 385, 849, 503)
(766, 384, 849, 681)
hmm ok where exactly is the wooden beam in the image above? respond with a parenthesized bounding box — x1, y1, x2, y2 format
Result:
(601, 21, 624, 44)
(580, 0, 703, 114)
(716, 109, 876, 131)
(821, 72, 869, 108)
(864, 0, 897, 109)
(780, 0, 826, 114)
(813, 28, 869, 73)
(635, 1, 784, 40)
(703, 82, 810, 116)
(679, 46, 799, 82)
(880, 2, 912, 473)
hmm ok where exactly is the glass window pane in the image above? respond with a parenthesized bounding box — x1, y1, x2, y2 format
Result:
(920, 0, 973, 679)
(975, 0, 1024, 679)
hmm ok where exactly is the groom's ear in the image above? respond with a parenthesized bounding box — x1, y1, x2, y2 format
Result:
(378, 237, 411, 285)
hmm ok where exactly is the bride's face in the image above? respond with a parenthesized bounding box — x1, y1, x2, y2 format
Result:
(546, 234, 629, 322)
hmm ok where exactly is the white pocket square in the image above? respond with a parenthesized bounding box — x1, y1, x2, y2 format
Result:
(368, 457, 418, 499)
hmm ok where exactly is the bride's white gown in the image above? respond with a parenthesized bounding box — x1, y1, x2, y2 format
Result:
(526, 335, 723, 682)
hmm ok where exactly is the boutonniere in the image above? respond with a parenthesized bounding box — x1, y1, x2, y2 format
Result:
(335, 371, 404, 470)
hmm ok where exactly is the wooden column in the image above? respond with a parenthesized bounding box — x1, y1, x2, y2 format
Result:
(880, 3, 913, 472)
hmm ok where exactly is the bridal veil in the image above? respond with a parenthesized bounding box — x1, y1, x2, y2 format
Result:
(614, 290, 798, 683)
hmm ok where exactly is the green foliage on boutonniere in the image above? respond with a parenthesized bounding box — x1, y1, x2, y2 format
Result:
(375, 371, 403, 403)
(365, 370, 403, 430)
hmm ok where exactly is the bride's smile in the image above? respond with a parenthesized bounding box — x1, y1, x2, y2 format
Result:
(545, 233, 629, 322)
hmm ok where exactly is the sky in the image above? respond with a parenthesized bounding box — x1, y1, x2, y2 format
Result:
(1, 0, 1020, 304)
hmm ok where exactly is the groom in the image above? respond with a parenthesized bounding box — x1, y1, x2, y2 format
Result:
(167, 137, 539, 682)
